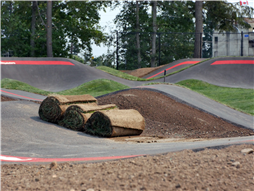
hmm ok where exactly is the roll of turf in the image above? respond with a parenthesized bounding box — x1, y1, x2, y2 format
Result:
(38, 95, 97, 123)
(58, 103, 117, 131)
(84, 109, 145, 137)
(65, 103, 116, 113)
(58, 110, 92, 131)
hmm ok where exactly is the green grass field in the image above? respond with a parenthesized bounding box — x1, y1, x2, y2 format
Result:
(96, 66, 146, 81)
(176, 79, 254, 116)
(2, 75, 253, 116)
(1, 78, 129, 97)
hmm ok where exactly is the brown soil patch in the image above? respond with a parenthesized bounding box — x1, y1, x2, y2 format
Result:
(120, 64, 166, 78)
(1, 95, 42, 104)
(1, 95, 18, 102)
(2, 92, 254, 190)
(2, 144, 254, 191)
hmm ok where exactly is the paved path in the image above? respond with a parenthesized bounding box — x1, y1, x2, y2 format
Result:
(1, 57, 254, 164)
(161, 57, 254, 89)
(1, 100, 253, 164)
(1, 57, 143, 92)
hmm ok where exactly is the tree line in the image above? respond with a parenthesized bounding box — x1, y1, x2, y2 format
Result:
(1, 1, 253, 69)
(1, 1, 109, 57)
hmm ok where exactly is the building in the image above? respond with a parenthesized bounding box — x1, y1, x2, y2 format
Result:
(212, 18, 254, 57)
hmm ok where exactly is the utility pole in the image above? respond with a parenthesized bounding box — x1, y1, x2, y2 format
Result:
(47, 0, 53, 57)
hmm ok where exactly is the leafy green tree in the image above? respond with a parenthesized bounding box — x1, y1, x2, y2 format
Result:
(156, 1, 196, 64)
(114, 1, 151, 70)
(1, 1, 32, 57)
(204, 1, 253, 32)
(112, 0, 254, 67)
(193, 1, 254, 58)
(1, 1, 109, 57)
(114, 1, 196, 69)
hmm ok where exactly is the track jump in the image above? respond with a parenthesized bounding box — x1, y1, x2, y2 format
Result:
(1, 57, 254, 163)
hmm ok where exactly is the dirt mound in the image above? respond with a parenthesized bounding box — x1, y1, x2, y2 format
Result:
(2, 89, 254, 140)
(120, 64, 165, 78)
(98, 89, 254, 139)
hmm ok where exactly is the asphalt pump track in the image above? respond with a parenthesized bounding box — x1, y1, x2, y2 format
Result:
(1, 57, 254, 164)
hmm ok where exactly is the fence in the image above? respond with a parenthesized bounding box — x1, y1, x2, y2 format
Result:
(115, 31, 254, 70)
(2, 31, 254, 70)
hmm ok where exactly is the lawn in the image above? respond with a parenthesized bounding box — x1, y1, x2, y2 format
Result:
(2, 77, 253, 116)
(176, 79, 254, 116)
(1, 78, 129, 98)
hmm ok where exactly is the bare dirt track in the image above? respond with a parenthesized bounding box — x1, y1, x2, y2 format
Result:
(1, 144, 254, 191)
(1, 91, 254, 191)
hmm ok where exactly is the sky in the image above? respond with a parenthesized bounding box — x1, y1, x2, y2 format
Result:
(90, 7, 120, 57)
(90, 0, 254, 58)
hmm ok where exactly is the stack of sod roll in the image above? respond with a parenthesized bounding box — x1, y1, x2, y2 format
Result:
(39, 95, 97, 123)
(58, 103, 117, 131)
(84, 109, 145, 137)
(39, 95, 145, 137)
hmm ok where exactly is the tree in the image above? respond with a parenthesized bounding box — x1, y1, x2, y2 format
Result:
(114, 1, 197, 68)
(112, 1, 253, 68)
(203, 1, 253, 32)
(30, 1, 36, 57)
(1, 1, 109, 57)
(47, 0, 53, 57)
(155, 1, 196, 64)
(151, 1, 157, 67)
(136, 1, 141, 68)
(114, 1, 151, 70)
(1, 1, 32, 57)
(193, 0, 254, 58)
(194, 1, 203, 58)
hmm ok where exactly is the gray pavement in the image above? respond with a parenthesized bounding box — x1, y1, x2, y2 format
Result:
(1, 100, 253, 165)
(161, 57, 254, 89)
(143, 58, 205, 79)
(1, 57, 144, 92)
(1, 88, 46, 101)
(1, 57, 254, 164)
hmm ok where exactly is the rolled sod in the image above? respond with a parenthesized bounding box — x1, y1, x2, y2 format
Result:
(58, 110, 92, 131)
(84, 109, 145, 137)
(58, 103, 117, 131)
(38, 95, 97, 123)
(65, 103, 116, 113)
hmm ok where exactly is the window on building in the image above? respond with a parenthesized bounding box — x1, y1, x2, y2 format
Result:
(215, 37, 218, 43)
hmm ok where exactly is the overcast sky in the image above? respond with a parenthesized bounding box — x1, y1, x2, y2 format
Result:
(90, 0, 254, 58)
(91, 6, 120, 57)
